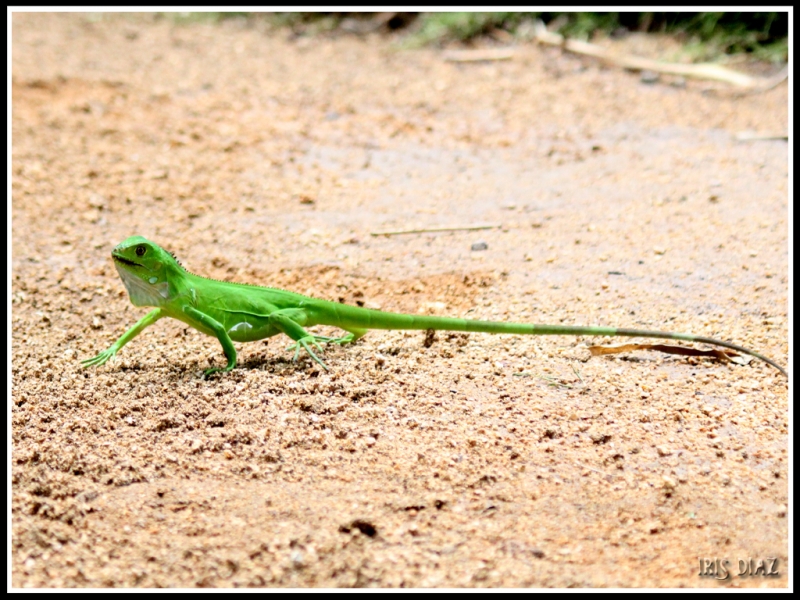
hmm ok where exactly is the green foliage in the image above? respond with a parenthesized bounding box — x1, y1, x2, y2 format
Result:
(411, 11, 787, 60)
(154, 11, 788, 61)
(655, 12, 788, 60)
(159, 12, 251, 24)
(261, 12, 348, 33)
(409, 12, 531, 46)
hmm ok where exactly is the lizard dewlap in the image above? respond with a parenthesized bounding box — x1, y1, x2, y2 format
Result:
(82, 236, 787, 377)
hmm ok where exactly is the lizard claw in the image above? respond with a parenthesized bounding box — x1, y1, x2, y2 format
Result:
(81, 348, 116, 368)
(287, 336, 329, 371)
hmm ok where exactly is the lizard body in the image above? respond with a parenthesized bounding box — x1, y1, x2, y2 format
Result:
(82, 236, 787, 377)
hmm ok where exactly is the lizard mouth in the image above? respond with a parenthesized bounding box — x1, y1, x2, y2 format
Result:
(112, 254, 143, 268)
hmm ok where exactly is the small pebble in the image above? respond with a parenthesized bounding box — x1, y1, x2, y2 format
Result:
(640, 70, 660, 84)
(471, 241, 488, 251)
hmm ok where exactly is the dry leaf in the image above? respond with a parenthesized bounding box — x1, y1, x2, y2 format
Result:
(587, 343, 753, 366)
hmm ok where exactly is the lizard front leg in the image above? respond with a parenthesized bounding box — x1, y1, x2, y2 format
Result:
(82, 308, 164, 368)
(182, 306, 238, 376)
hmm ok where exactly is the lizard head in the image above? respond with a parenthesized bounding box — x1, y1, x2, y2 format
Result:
(112, 236, 180, 307)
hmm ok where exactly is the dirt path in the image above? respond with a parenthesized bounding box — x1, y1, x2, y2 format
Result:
(11, 14, 788, 588)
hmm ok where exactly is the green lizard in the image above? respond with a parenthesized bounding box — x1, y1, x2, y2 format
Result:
(82, 236, 787, 377)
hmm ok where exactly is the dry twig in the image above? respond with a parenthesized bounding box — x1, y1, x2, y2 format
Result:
(370, 224, 501, 237)
(533, 21, 787, 91)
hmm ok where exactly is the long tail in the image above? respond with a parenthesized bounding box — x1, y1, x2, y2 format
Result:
(315, 303, 787, 376)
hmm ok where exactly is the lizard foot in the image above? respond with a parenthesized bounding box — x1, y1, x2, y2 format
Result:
(286, 334, 354, 346)
(202, 366, 223, 378)
(286, 336, 330, 371)
(325, 333, 357, 346)
(81, 348, 117, 368)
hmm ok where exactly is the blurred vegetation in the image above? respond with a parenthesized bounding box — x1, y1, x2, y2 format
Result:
(159, 12, 788, 62)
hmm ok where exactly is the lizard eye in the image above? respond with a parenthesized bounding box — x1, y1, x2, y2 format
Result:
(135, 245, 146, 257)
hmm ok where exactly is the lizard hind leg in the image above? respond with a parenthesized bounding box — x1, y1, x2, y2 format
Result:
(269, 309, 332, 371)
(284, 328, 365, 369)
(290, 337, 329, 371)
(289, 328, 367, 347)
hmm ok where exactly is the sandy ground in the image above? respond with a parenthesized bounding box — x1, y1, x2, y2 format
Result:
(11, 13, 789, 588)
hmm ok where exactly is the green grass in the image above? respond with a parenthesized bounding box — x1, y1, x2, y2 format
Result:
(153, 11, 788, 62)
(157, 12, 251, 24)
(407, 12, 524, 46)
(411, 12, 788, 61)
